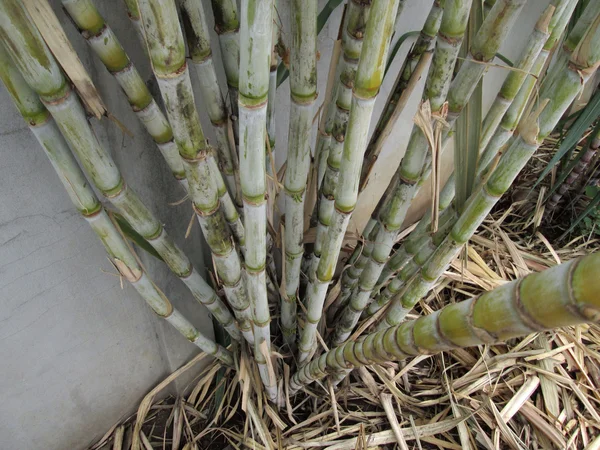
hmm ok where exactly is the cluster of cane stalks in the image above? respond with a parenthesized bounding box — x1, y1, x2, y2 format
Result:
(1, 0, 599, 403)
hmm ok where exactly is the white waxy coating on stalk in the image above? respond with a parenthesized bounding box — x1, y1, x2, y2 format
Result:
(299, 0, 400, 364)
(283, 0, 317, 345)
(237, 0, 276, 400)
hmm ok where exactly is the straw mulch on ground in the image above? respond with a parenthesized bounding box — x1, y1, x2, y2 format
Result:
(88, 140, 600, 450)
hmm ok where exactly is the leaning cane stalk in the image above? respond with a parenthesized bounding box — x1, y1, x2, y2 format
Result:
(337, 0, 529, 343)
(0, 42, 233, 366)
(333, 0, 525, 347)
(339, 0, 473, 300)
(477, 0, 579, 175)
(359, 0, 443, 191)
(210, 0, 241, 138)
(290, 251, 600, 392)
(180, 0, 241, 210)
(281, 0, 318, 347)
(479, 5, 554, 152)
(314, 0, 371, 191)
(122, 0, 147, 51)
(298, 0, 400, 365)
(62, 0, 186, 185)
(311, 0, 371, 282)
(132, 0, 255, 343)
(380, 17, 600, 329)
(238, 0, 278, 401)
(0, 0, 245, 343)
(542, 0, 600, 95)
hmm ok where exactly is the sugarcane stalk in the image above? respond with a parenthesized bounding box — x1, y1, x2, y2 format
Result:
(122, 0, 147, 51)
(380, 18, 600, 328)
(359, 0, 443, 192)
(543, 0, 600, 95)
(132, 0, 256, 344)
(373, 174, 456, 293)
(267, 0, 279, 155)
(477, 0, 579, 175)
(479, 5, 554, 152)
(366, 207, 457, 319)
(210, 0, 240, 138)
(311, 0, 371, 282)
(333, 0, 521, 347)
(337, 0, 532, 345)
(338, 0, 474, 302)
(281, 0, 318, 347)
(0, 0, 247, 343)
(547, 126, 600, 213)
(291, 251, 600, 392)
(0, 43, 233, 365)
(180, 0, 241, 209)
(238, 0, 278, 401)
(62, 0, 186, 185)
(298, 0, 400, 365)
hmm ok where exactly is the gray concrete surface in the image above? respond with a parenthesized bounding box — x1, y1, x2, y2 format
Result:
(0, 0, 553, 449)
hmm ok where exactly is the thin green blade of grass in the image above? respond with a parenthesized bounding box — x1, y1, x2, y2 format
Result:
(534, 88, 600, 189)
(454, 0, 483, 214)
(384, 30, 420, 75)
(559, 189, 600, 241)
(545, 120, 600, 202)
(112, 212, 164, 262)
(277, 0, 344, 87)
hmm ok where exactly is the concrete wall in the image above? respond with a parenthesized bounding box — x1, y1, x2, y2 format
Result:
(0, 0, 551, 449)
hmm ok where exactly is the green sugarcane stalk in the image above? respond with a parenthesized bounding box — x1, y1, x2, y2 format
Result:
(62, 0, 186, 185)
(291, 251, 600, 392)
(337, 170, 401, 304)
(122, 0, 147, 51)
(359, 0, 443, 192)
(0, 0, 245, 343)
(381, 3, 563, 274)
(238, 0, 277, 401)
(281, 0, 318, 347)
(479, 5, 554, 152)
(298, 0, 400, 365)
(478, 0, 579, 175)
(335, 0, 530, 346)
(373, 175, 456, 293)
(0, 43, 233, 366)
(311, 0, 371, 282)
(543, 0, 600, 95)
(333, 0, 523, 347)
(210, 0, 240, 141)
(314, 0, 372, 191)
(366, 207, 458, 319)
(130, 0, 255, 343)
(338, 0, 474, 301)
(267, 0, 279, 154)
(180, 0, 242, 219)
(380, 17, 600, 329)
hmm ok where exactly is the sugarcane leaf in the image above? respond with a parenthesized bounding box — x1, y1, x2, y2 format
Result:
(384, 30, 420, 75)
(559, 189, 600, 240)
(112, 212, 164, 261)
(277, 0, 345, 87)
(534, 88, 600, 188)
(495, 53, 514, 67)
(454, 0, 483, 214)
(545, 120, 600, 202)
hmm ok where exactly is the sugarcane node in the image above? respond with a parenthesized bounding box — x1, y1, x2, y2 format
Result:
(434, 315, 460, 350)
(39, 83, 73, 106)
(238, 96, 268, 109)
(114, 258, 143, 283)
(466, 297, 498, 344)
(191, 200, 220, 217)
(511, 279, 547, 333)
